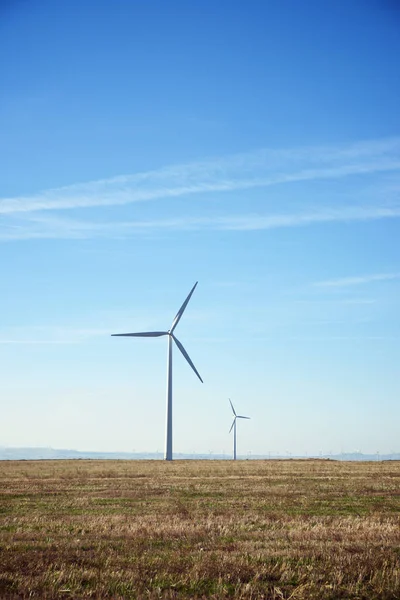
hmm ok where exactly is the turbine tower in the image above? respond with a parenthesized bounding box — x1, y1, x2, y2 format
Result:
(229, 399, 250, 461)
(112, 282, 203, 461)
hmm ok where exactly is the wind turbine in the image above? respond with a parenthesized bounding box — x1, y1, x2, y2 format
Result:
(112, 282, 203, 461)
(228, 399, 250, 461)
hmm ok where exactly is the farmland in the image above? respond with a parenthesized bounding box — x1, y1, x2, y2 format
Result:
(0, 459, 399, 599)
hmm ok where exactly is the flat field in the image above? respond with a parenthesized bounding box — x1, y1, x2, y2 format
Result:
(0, 459, 399, 599)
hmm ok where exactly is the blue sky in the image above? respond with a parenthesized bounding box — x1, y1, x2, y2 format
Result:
(1, 0, 399, 456)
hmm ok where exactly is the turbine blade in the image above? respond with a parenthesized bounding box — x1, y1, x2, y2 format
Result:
(229, 398, 237, 416)
(237, 415, 250, 420)
(111, 331, 168, 337)
(229, 418, 236, 433)
(172, 334, 203, 383)
(170, 282, 198, 333)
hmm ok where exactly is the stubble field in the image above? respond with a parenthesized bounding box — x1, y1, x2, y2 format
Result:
(0, 459, 399, 599)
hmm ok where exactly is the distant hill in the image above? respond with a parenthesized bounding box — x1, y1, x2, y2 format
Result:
(0, 447, 399, 461)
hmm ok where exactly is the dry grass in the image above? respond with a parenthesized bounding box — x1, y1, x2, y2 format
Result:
(0, 459, 399, 599)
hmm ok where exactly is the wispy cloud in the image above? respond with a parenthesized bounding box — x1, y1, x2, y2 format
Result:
(1, 203, 400, 241)
(287, 335, 399, 342)
(1, 137, 400, 242)
(314, 273, 400, 288)
(0, 326, 114, 345)
(211, 205, 400, 231)
(294, 298, 376, 305)
(0, 340, 77, 345)
(1, 137, 400, 215)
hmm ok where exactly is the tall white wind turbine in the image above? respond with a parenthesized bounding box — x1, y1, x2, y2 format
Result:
(112, 282, 203, 461)
(229, 399, 250, 461)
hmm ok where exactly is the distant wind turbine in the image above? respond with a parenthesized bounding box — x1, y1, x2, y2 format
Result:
(228, 399, 250, 461)
(112, 282, 203, 461)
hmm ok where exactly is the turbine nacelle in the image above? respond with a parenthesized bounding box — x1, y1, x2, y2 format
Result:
(111, 282, 202, 383)
(228, 398, 250, 431)
(112, 282, 203, 461)
(229, 415, 250, 433)
(228, 398, 250, 460)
